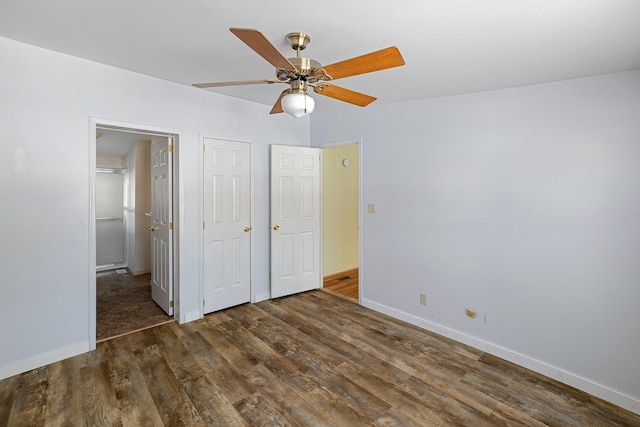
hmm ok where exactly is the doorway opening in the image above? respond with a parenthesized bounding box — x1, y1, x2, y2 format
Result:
(320, 142, 361, 302)
(90, 119, 180, 348)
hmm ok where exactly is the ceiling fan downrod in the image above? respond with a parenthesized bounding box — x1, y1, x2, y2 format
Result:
(286, 32, 311, 57)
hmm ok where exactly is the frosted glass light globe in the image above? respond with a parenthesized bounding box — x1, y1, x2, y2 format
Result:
(281, 93, 315, 118)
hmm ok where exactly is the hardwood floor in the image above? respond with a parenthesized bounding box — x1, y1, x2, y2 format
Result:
(323, 268, 358, 301)
(2, 290, 638, 426)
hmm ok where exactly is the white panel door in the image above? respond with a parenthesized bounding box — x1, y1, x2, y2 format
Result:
(150, 136, 173, 316)
(270, 145, 321, 298)
(203, 138, 251, 313)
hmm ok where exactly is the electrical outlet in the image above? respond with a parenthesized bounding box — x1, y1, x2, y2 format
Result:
(367, 203, 376, 214)
(420, 293, 427, 305)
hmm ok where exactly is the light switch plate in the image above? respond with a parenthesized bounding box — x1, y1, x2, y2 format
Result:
(367, 203, 376, 214)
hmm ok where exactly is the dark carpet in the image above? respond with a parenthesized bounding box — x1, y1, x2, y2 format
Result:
(96, 270, 173, 341)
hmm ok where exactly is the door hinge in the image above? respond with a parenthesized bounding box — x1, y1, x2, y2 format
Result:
(169, 300, 174, 308)
(168, 145, 173, 153)
(203, 221, 206, 230)
(169, 222, 173, 230)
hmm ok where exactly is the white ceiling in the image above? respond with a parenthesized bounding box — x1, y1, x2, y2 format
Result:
(1, 0, 639, 113)
(96, 129, 142, 160)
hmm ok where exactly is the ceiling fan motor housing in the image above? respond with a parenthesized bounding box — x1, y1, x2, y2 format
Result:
(276, 57, 326, 83)
(290, 57, 321, 75)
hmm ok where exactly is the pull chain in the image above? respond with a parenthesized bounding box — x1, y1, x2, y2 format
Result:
(304, 91, 307, 114)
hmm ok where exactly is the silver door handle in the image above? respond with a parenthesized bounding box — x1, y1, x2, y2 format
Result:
(147, 226, 158, 232)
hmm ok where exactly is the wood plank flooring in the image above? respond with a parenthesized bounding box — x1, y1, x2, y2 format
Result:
(2, 290, 639, 426)
(323, 268, 358, 301)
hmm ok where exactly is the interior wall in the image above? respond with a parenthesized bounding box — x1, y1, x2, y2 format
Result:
(96, 156, 123, 168)
(96, 155, 127, 268)
(311, 69, 640, 412)
(95, 171, 126, 267)
(124, 139, 152, 274)
(0, 35, 309, 379)
(124, 142, 137, 272)
(322, 144, 359, 276)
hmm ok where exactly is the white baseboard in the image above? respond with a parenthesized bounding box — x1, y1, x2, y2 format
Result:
(130, 268, 151, 276)
(253, 291, 270, 303)
(0, 341, 89, 381)
(180, 309, 201, 324)
(362, 298, 640, 416)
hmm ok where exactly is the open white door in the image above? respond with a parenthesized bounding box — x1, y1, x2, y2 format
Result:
(150, 136, 173, 316)
(203, 138, 251, 313)
(270, 145, 321, 298)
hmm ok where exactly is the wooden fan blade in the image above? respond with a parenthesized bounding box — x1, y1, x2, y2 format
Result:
(230, 28, 296, 70)
(313, 84, 377, 107)
(321, 46, 405, 81)
(270, 90, 289, 114)
(193, 79, 279, 88)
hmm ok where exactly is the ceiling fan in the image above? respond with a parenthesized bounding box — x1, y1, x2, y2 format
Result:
(193, 28, 405, 118)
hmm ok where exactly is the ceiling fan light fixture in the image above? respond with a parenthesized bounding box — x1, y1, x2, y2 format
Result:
(193, 28, 406, 115)
(281, 91, 315, 118)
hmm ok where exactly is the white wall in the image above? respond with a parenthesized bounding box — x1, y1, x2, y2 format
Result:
(124, 139, 152, 274)
(96, 156, 123, 168)
(95, 171, 126, 266)
(311, 70, 640, 413)
(0, 36, 308, 378)
(124, 141, 138, 272)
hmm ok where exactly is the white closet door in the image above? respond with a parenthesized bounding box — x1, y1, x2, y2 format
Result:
(270, 145, 321, 299)
(203, 138, 251, 313)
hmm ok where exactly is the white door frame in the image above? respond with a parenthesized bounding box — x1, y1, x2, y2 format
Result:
(198, 134, 255, 318)
(89, 117, 181, 350)
(317, 138, 363, 305)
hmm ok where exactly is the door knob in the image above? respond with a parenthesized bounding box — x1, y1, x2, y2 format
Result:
(273, 224, 280, 230)
(147, 226, 158, 232)
(244, 226, 251, 232)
